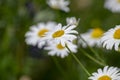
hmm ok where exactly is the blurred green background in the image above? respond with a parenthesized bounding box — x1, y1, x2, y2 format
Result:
(1, 0, 120, 80)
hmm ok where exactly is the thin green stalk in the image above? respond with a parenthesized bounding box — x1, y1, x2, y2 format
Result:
(66, 46, 91, 76)
(88, 46, 105, 64)
(79, 35, 105, 63)
(51, 57, 67, 79)
(80, 48, 106, 66)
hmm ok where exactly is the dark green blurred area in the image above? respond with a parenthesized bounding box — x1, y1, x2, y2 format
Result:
(1, 0, 120, 80)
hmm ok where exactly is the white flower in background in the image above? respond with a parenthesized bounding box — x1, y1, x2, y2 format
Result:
(89, 66, 120, 80)
(45, 41, 77, 58)
(25, 22, 57, 48)
(66, 17, 80, 26)
(47, 0, 70, 12)
(101, 25, 120, 51)
(19, 75, 31, 80)
(79, 28, 104, 47)
(104, 0, 120, 13)
(45, 23, 78, 46)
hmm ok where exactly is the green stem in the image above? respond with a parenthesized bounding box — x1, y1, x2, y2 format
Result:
(80, 48, 106, 66)
(88, 46, 105, 63)
(79, 35, 105, 63)
(66, 46, 91, 76)
(51, 57, 67, 79)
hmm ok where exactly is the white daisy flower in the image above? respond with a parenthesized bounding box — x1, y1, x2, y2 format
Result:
(44, 41, 77, 58)
(104, 0, 120, 13)
(79, 28, 104, 47)
(25, 22, 57, 48)
(89, 66, 120, 80)
(101, 25, 120, 51)
(66, 17, 80, 26)
(47, 0, 70, 12)
(45, 23, 78, 46)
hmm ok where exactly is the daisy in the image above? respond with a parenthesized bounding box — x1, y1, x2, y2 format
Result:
(45, 23, 78, 46)
(88, 66, 120, 80)
(66, 17, 80, 26)
(79, 28, 104, 47)
(47, 0, 70, 12)
(104, 0, 120, 13)
(44, 41, 77, 58)
(25, 22, 57, 48)
(101, 25, 120, 51)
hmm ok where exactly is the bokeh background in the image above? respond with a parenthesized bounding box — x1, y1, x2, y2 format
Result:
(1, 0, 120, 80)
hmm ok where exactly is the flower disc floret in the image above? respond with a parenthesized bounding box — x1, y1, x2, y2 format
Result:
(91, 28, 104, 38)
(98, 75, 111, 80)
(38, 29, 49, 37)
(52, 30, 64, 38)
(117, 0, 120, 3)
(113, 28, 120, 39)
(56, 43, 65, 50)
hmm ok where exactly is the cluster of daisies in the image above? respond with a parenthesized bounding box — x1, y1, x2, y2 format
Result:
(25, 17, 120, 57)
(25, 17, 79, 58)
(25, 0, 120, 80)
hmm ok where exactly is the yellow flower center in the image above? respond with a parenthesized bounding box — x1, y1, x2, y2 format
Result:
(113, 28, 120, 39)
(52, 30, 64, 38)
(38, 29, 48, 37)
(91, 28, 104, 38)
(98, 75, 111, 80)
(117, 0, 120, 3)
(56, 43, 65, 50)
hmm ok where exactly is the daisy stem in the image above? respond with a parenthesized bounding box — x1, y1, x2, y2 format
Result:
(79, 35, 105, 63)
(66, 46, 91, 76)
(51, 57, 70, 80)
(51, 57, 66, 76)
(88, 47, 106, 64)
(80, 48, 106, 66)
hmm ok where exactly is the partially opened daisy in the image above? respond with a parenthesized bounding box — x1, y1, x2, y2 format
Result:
(104, 0, 120, 13)
(66, 17, 80, 26)
(89, 66, 120, 80)
(79, 28, 104, 47)
(45, 41, 77, 58)
(45, 23, 78, 46)
(25, 22, 57, 48)
(47, 0, 70, 12)
(101, 25, 120, 51)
